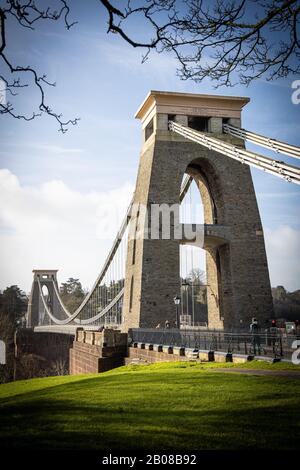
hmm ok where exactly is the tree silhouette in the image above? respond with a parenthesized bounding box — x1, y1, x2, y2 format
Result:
(1, 0, 299, 130)
(0, 0, 79, 132)
(101, 0, 300, 85)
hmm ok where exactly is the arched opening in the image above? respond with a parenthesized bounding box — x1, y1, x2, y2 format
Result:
(42, 284, 50, 298)
(180, 177, 207, 327)
(180, 158, 225, 329)
(40, 283, 51, 325)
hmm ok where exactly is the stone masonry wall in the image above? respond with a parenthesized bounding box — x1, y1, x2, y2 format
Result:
(69, 342, 125, 374)
(15, 328, 73, 379)
(69, 329, 128, 375)
(126, 346, 189, 364)
(122, 127, 274, 331)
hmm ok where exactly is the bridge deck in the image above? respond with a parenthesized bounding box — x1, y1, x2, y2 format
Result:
(34, 325, 101, 336)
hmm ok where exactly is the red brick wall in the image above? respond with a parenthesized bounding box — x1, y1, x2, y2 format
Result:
(69, 341, 126, 375)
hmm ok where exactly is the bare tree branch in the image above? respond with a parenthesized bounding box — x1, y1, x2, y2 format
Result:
(1, 0, 299, 131)
(0, 0, 79, 132)
(100, 0, 300, 86)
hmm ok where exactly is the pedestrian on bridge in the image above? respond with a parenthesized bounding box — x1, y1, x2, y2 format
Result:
(250, 318, 261, 355)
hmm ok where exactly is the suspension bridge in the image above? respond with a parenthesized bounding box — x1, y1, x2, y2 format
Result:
(26, 91, 300, 337)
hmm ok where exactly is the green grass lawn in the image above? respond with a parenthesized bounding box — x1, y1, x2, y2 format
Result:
(0, 361, 299, 450)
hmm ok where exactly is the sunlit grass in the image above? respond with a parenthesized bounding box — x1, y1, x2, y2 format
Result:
(0, 361, 299, 450)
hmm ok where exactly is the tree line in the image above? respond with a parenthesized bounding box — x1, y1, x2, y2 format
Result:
(0, 278, 299, 383)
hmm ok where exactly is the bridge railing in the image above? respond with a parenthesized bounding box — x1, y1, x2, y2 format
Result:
(129, 328, 296, 359)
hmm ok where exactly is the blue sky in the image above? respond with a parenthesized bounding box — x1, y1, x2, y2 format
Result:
(0, 0, 300, 292)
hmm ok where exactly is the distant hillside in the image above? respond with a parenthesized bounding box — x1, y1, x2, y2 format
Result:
(272, 286, 300, 321)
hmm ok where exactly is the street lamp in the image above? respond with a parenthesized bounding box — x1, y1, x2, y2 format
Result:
(173, 295, 181, 329)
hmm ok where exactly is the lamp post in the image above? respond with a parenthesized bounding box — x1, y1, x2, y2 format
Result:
(173, 295, 181, 329)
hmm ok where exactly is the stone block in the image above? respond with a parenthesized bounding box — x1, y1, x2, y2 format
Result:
(102, 329, 122, 347)
(214, 351, 233, 362)
(199, 349, 214, 361)
(85, 331, 94, 345)
(175, 115, 188, 126)
(155, 113, 168, 131)
(173, 346, 185, 356)
(185, 348, 199, 359)
(77, 330, 85, 343)
(232, 353, 253, 363)
(76, 328, 84, 342)
(94, 332, 103, 347)
(209, 117, 222, 133)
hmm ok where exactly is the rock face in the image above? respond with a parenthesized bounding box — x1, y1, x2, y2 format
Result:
(122, 91, 274, 331)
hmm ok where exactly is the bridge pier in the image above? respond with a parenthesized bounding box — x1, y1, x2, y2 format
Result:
(69, 329, 127, 375)
(25, 91, 275, 333)
(122, 91, 274, 331)
(27, 270, 62, 327)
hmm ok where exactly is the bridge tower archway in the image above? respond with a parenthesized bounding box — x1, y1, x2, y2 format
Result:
(122, 91, 274, 331)
(27, 270, 60, 327)
(182, 159, 226, 329)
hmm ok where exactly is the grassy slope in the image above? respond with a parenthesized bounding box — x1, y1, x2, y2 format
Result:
(0, 362, 299, 450)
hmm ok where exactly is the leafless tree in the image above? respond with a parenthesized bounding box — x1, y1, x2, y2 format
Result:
(101, 0, 300, 86)
(0, 0, 79, 132)
(1, 1, 299, 130)
(50, 357, 68, 376)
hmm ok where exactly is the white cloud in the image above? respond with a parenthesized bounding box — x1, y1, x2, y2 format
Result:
(0, 169, 299, 294)
(30, 143, 84, 154)
(0, 169, 134, 292)
(2, 142, 84, 155)
(264, 225, 300, 291)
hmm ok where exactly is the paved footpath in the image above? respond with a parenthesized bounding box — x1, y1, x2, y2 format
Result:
(208, 368, 300, 378)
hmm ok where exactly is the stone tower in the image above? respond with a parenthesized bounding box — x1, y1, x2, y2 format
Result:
(122, 91, 274, 331)
(27, 270, 60, 327)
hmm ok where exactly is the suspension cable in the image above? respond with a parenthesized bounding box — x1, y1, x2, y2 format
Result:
(223, 124, 300, 161)
(39, 175, 193, 326)
(169, 121, 300, 185)
(38, 275, 125, 325)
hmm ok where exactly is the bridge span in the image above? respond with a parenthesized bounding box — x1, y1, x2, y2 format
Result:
(26, 90, 300, 336)
(34, 325, 104, 336)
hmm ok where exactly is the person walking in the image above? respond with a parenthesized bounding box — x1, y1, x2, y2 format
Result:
(250, 317, 261, 355)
